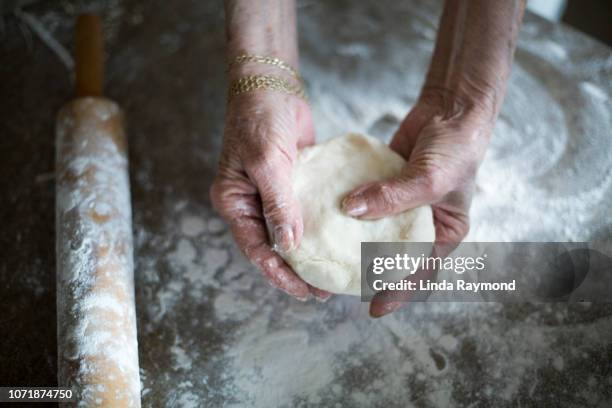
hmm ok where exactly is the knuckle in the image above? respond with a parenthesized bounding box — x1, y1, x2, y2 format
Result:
(244, 149, 271, 173)
(209, 177, 240, 218)
(261, 190, 293, 221)
(256, 182, 293, 224)
(456, 219, 470, 241)
(209, 178, 225, 209)
(263, 199, 286, 217)
(263, 207, 291, 228)
(421, 170, 447, 198)
(243, 242, 264, 263)
(446, 215, 470, 244)
(244, 146, 287, 176)
(375, 183, 400, 211)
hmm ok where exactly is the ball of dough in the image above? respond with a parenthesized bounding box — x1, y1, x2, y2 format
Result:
(281, 133, 435, 296)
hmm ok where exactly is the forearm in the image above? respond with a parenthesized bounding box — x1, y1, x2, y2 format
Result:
(224, 0, 299, 68)
(423, 0, 525, 117)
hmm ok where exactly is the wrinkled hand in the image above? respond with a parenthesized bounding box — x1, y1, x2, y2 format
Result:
(341, 90, 495, 316)
(210, 91, 331, 302)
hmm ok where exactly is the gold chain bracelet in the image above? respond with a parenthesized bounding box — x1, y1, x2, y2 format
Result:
(228, 54, 300, 79)
(229, 75, 307, 100)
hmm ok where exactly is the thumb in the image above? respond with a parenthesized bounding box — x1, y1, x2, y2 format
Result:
(341, 168, 443, 220)
(246, 156, 302, 252)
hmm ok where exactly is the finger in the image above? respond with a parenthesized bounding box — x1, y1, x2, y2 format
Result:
(388, 106, 429, 157)
(230, 212, 311, 301)
(341, 169, 444, 220)
(369, 261, 438, 318)
(368, 198, 470, 317)
(432, 188, 473, 246)
(246, 155, 303, 252)
(211, 179, 311, 300)
(433, 207, 469, 247)
(309, 285, 332, 302)
(369, 292, 409, 318)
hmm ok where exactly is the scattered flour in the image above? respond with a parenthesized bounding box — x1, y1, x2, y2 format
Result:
(125, 3, 611, 407)
(180, 215, 206, 237)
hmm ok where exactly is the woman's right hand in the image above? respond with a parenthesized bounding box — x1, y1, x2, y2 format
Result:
(210, 84, 331, 302)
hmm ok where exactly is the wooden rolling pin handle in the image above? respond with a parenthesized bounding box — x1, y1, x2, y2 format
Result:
(75, 14, 104, 97)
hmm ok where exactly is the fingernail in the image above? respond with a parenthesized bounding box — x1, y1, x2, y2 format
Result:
(342, 196, 367, 217)
(273, 225, 295, 252)
(315, 294, 331, 303)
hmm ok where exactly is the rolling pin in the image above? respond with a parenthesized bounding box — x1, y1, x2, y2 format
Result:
(56, 14, 141, 407)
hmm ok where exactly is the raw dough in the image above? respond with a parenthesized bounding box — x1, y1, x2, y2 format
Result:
(282, 133, 435, 296)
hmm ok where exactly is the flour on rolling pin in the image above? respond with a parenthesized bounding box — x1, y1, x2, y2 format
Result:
(56, 97, 140, 407)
